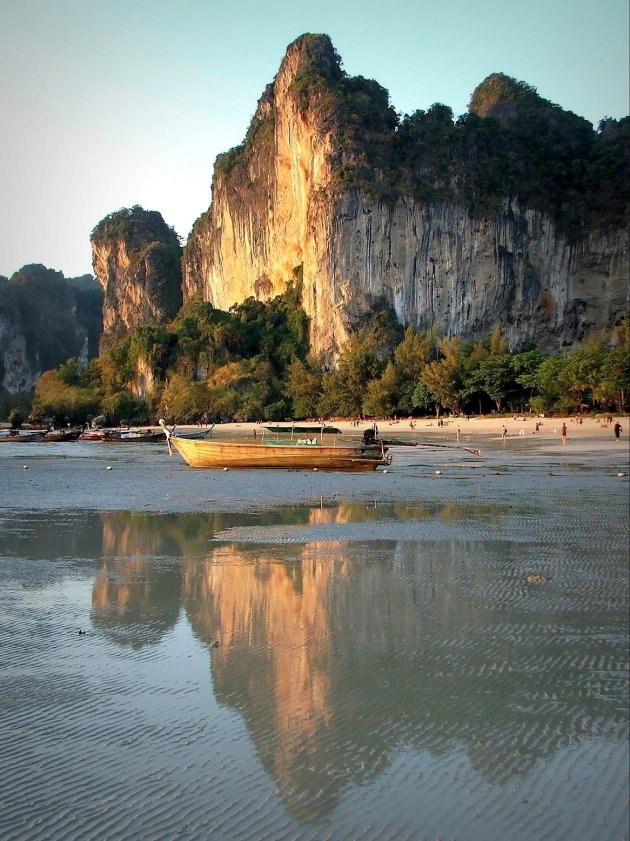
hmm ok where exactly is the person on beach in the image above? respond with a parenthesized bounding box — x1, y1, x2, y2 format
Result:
(613, 421, 622, 440)
(561, 422, 567, 445)
(501, 425, 507, 440)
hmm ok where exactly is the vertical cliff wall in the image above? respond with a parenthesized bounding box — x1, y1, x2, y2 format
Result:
(0, 265, 100, 393)
(326, 196, 628, 353)
(183, 35, 628, 360)
(183, 35, 343, 355)
(91, 206, 182, 353)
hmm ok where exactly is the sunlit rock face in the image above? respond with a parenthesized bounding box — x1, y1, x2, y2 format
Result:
(91, 207, 182, 353)
(183, 35, 628, 361)
(183, 35, 343, 359)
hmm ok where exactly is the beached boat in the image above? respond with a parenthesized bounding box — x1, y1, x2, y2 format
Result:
(42, 428, 82, 442)
(108, 429, 166, 443)
(160, 421, 390, 471)
(170, 426, 214, 440)
(264, 423, 342, 435)
(79, 428, 116, 441)
(0, 430, 45, 442)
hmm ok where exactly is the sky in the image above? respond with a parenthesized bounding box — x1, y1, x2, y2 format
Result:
(0, 0, 628, 280)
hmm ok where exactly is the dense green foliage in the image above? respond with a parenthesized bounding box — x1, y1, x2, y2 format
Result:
(388, 101, 628, 232)
(23, 279, 629, 425)
(91, 205, 180, 250)
(27, 281, 309, 424)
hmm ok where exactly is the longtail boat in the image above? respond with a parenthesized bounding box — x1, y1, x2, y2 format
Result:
(107, 429, 166, 443)
(0, 430, 45, 442)
(79, 427, 166, 442)
(79, 428, 116, 441)
(42, 427, 82, 442)
(264, 423, 342, 435)
(170, 426, 214, 440)
(159, 420, 390, 471)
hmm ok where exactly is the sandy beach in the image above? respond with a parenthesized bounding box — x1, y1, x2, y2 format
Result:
(207, 412, 628, 456)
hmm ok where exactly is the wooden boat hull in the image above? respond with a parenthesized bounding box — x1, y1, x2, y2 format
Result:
(0, 431, 45, 442)
(42, 429, 82, 441)
(167, 435, 389, 471)
(79, 429, 113, 441)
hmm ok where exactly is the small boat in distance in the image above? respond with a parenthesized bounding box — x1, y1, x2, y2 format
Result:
(170, 425, 214, 440)
(79, 428, 115, 441)
(0, 430, 45, 442)
(159, 420, 390, 471)
(79, 426, 166, 442)
(264, 423, 341, 435)
(109, 429, 166, 443)
(42, 427, 82, 442)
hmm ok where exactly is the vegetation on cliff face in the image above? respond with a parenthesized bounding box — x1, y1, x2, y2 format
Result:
(201, 35, 629, 235)
(28, 280, 310, 424)
(468, 73, 540, 119)
(92, 205, 183, 337)
(373, 78, 627, 231)
(25, 287, 629, 425)
(91, 205, 180, 250)
(214, 103, 276, 180)
(0, 265, 102, 369)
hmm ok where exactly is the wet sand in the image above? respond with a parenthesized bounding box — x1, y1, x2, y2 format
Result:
(0, 416, 628, 840)
(0, 415, 627, 514)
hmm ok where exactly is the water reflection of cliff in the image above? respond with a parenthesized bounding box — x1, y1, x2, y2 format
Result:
(90, 512, 183, 647)
(90, 505, 628, 819)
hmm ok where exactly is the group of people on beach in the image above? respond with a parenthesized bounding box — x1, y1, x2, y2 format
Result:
(498, 416, 623, 444)
(562, 420, 622, 443)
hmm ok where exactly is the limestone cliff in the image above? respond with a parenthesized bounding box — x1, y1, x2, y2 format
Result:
(183, 35, 629, 359)
(91, 206, 183, 352)
(0, 265, 101, 393)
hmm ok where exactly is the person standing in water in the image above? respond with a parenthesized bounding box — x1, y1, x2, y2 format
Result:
(561, 422, 567, 445)
(613, 421, 622, 440)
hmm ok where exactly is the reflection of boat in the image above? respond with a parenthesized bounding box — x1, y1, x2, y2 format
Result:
(0, 430, 45, 442)
(264, 424, 342, 435)
(160, 421, 390, 471)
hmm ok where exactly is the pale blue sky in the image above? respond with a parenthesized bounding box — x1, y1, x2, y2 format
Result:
(0, 0, 628, 278)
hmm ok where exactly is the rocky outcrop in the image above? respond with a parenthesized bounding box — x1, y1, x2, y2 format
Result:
(183, 35, 629, 360)
(0, 265, 101, 393)
(0, 316, 36, 392)
(324, 196, 628, 353)
(91, 206, 182, 352)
